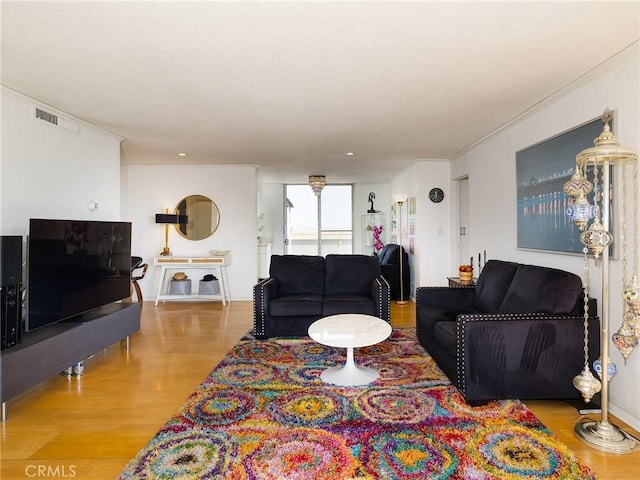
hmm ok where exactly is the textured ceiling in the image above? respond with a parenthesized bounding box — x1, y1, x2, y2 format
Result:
(2, 1, 639, 183)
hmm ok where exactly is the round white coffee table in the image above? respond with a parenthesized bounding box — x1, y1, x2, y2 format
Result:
(308, 314, 392, 386)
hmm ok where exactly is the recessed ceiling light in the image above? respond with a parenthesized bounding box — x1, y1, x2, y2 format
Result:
(178, 153, 187, 157)
(346, 152, 355, 156)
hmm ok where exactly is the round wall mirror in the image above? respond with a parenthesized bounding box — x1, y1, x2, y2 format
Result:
(174, 195, 220, 240)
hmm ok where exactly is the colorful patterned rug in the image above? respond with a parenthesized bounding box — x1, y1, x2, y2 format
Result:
(119, 329, 596, 479)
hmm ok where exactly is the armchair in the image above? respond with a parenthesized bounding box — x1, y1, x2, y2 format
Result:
(378, 244, 410, 301)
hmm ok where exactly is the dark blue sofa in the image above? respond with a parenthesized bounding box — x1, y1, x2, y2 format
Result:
(253, 254, 390, 339)
(416, 259, 600, 405)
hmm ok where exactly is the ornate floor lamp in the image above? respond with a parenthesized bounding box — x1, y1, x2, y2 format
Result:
(564, 109, 637, 453)
(392, 193, 408, 304)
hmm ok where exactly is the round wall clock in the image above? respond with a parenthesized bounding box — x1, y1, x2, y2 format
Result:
(429, 187, 444, 203)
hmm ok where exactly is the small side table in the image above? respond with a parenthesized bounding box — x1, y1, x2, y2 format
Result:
(447, 277, 477, 288)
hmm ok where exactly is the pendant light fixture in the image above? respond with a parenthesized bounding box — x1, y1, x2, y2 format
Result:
(309, 175, 326, 255)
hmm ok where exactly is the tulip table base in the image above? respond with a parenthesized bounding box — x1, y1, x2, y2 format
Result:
(308, 313, 392, 387)
(320, 346, 380, 386)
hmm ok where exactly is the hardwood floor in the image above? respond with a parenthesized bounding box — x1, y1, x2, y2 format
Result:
(1, 300, 639, 479)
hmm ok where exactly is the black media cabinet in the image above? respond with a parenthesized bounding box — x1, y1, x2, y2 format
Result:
(0, 302, 140, 421)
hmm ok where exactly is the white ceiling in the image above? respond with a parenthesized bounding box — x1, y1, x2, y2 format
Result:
(2, 1, 639, 183)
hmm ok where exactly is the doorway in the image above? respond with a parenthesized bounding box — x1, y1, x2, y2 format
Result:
(458, 177, 470, 266)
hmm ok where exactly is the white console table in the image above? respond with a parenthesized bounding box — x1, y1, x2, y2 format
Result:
(153, 253, 231, 306)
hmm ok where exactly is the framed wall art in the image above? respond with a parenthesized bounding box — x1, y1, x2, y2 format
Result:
(516, 116, 616, 255)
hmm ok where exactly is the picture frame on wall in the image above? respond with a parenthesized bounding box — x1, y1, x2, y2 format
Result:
(390, 208, 398, 244)
(409, 218, 415, 254)
(408, 197, 416, 215)
(516, 115, 617, 255)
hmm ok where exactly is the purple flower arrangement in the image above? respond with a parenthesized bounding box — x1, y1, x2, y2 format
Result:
(373, 225, 384, 252)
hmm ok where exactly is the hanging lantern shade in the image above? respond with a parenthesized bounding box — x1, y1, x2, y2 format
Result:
(572, 366, 601, 403)
(563, 168, 593, 198)
(580, 217, 613, 259)
(622, 275, 640, 313)
(566, 191, 595, 231)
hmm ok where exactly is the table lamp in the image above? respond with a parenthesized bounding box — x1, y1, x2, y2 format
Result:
(155, 209, 188, 256)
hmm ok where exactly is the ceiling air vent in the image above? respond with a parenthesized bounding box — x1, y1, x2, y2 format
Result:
(35, 108, 58, 125)
(33, 107, 79, 133)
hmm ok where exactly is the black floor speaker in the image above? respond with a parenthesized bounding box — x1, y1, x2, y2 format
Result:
(1, 235, 22, 286)
(1, 235, 23, 349)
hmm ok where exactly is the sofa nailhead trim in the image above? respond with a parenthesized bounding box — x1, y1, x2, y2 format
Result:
(252, 278, 273, 337)
(374, 276, 391, 322)
(456, 319, 466, 395)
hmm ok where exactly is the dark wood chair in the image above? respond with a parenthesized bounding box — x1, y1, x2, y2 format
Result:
(131, 256, 148, 307)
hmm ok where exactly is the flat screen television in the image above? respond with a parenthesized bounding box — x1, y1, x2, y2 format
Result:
(26, 218, 132, 331)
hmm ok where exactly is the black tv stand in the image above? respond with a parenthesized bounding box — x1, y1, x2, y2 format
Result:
(0, 302, 140, 421)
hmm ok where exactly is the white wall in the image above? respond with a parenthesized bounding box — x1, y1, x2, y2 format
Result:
(120, 164, 258, 301)
(450, 51, 640, 430)
(257, 182, 284, 255)
(1, 88, 123, 235)
(390, 160, 452, 294)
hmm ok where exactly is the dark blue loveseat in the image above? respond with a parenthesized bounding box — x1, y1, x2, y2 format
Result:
(253, 254, 390, 339)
